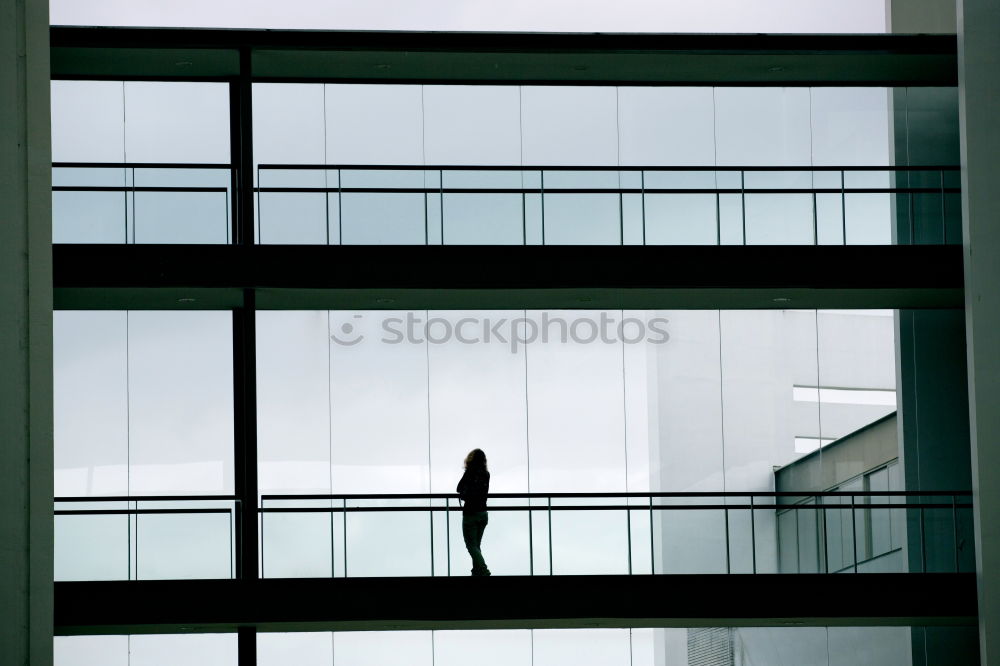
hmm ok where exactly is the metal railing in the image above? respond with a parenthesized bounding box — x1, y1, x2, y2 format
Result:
(50, 162, 959, 246)
(51, 490, 972, 580)
(52, 162, 233, 244)
(54, 495, 239, 581)
(256, 164, 961, 246)
(259, 490, 973, 578)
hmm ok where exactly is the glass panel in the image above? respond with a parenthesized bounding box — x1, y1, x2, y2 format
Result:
(542, 194, 621, 244)
(51, 80, 125, 163)
(442, 194, 524, 244)
(333, 631, 433, 666)
(434, 630, 532, 666)
(867, 467, 891, 558)
(344, 502, 432, 577)
(659, 505, 728, 574)
(618, 88, 715, 166)
(816, 193, 845, 245)
(810, 88, 890, 166)
(329, 311, 429, 494)
(340, 193, 426, 244)
(257, 311, 333, 496)
(54, 311, 128, 497)
(425, 310, 529, 493)
(533, 629, 631, 666)
(135, 503, 232, 579)
(644, 194, 717, 244)
(123, 82, 230, 164)
(714, 88, 811, 167)
(133, 191, 229, 244)
(128, 634, 238, 666)
(127, 312, 234, 495)
(744, 193, 814, 244)
(53, 191, 127, 243)
(326, 84, 424, 166)
(55, 636, 129, 666)
(845, 193, 891, 245)
(260, 500, 333, 578)
(258, 193, 329, 244)
(797, 502, 820, 573)
(778, 510, 798, 573)
(525, 311, 626, 492)
(258, 633, 333, 666)
(521, 87, 618, 166)
(253, 84, 326, 169)
(54, 508, 130, 581)
(550, 504, 629, 575)
(423, 86, 521, 165)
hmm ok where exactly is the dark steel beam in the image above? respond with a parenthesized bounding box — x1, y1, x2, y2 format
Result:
(52, 244, 963, 310)
(49, 28, 957, 86)
(54, 574, 978, 635)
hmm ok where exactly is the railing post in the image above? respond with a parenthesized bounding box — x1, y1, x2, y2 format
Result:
(724, 504, 731, 574)
(445, 496, 451, 577)
(740, 170, 747, 244)
(548, 495, 554, 575)
(528, 495, 534, 576)
(953, 494, 960, 573)
(840, 170, 847, 245)
(627, 500, 633, 575)
(851, 494, 859, 573)
(749, 494, 757, 574)
(540, 170, 546, 245)
(649, 495, 655, 575)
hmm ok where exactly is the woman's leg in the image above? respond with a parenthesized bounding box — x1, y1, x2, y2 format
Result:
(462, 512, 489, 575)
(474, 513, 489, 575)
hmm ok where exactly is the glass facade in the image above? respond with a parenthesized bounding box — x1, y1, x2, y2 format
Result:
(50, 82, 962, 247)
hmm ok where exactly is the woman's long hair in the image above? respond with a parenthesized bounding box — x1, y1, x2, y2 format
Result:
(464, 448, 488, 472)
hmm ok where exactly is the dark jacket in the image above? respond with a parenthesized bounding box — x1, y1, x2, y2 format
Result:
(457, 469, 490, 514)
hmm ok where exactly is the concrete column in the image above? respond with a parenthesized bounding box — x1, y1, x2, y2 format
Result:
(0, 0, 53, 664)
(958, 0, 1000, 661)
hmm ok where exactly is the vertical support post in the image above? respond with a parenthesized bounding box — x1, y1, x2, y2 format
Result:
(851, 495, 859, 573)
(236, 47, 254, 246)
(0, 2, 53, 660)
(233, 289, 258, 580)
(749, 494, 757, 574)
(238, 626, 256, 666)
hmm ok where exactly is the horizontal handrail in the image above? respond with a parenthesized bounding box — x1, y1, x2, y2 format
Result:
(258, 503, 970, 513)
(53, 162, 232, 169)
(56, 494, 240, 502)
(53, 186, 229, 193)
(261, 490, 969, 500)
(253, 186, 960, 195)
(257, 164, 961, 172)
(55, 508, 233, 515)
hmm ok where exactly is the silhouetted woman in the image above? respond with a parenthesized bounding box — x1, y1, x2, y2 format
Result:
(457, 449, 491, 576)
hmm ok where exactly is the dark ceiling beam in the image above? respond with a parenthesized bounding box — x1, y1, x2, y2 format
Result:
(50, 27, 957, 85)
(52, 244, 963, 310)
(55, 573, 978, 635)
